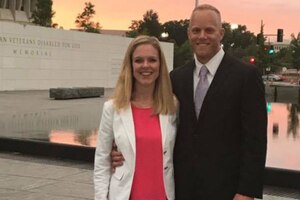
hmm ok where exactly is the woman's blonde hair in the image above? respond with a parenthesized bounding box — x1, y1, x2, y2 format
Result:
(112, 35, 176, 115)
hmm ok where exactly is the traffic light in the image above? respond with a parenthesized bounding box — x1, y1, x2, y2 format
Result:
(268, 45, 275, 55)
(249, 57, 255, 64)
(267, 102, 272, 113)
(277, 29, 283, 42)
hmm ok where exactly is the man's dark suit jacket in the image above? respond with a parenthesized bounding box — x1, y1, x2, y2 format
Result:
(170, 54, 267, 200)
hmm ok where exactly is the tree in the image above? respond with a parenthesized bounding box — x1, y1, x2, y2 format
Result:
(31, 0, 55, 27)
(75, 2, 101, 33)
(290, 33, 300, 70)
(140, 10, 162, 38)
(261, 32, 300, 72)
(126, 14, 274, 70)
(222, 23, 256, 53)
(161, 19, 191, 68)
(126, 20, 142, 37)
(173, 40, 193, 68)
(162, 20, 189, 46)
(127, 10, 162, 38)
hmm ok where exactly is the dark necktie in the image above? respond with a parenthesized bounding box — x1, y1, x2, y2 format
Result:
(195, 65, 209, 117)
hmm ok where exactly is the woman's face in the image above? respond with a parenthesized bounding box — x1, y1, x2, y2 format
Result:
(132, 44, 160, 89)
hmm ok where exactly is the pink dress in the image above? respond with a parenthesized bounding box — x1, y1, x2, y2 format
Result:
(130, 105, 166, 200)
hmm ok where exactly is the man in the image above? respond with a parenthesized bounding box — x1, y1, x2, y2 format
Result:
(169, 4, 267, 200)
(112, 4, 267, 200)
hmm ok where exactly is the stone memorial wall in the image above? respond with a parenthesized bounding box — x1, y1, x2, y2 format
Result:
(0, 21, 174, 91)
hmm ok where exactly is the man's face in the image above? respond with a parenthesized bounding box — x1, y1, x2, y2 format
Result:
(188, 9, 224, 64)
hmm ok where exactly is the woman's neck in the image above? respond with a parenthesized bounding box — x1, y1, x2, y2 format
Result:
(131, 86, 154, 108)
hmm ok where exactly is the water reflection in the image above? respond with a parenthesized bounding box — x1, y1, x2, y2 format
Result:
(44, 102, 300, 171)
(0, 109, 101, 143)
(49, 129, 98, 146)
(1, 92, 299, 170)
(287, 104, 300, 138)
(267, 103, 300, 171)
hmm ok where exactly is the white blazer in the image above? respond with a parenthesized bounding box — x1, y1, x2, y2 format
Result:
(94, 100, 176, 200)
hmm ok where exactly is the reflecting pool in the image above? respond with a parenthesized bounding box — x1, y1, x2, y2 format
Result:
(47, 102, 300, 171)
(0, 90, 299, 171)
(266, 103, 300, 170)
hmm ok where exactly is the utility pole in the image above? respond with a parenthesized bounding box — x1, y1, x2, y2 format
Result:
(195, 0, 199, 8)
(257, 20, 269, 75)
(260, 20, 264, 35)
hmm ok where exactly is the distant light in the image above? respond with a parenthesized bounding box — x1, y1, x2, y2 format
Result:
(282, 67, 287, 72)
(269, 49, 275, 55)
(161, 32, 169, 38)
(249, 56, 255, 64)
(267, 102, 272, 113)
(231, 24, 238, 30)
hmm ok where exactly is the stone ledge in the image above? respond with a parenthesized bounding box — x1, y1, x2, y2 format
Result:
(1, 136, 300, 190)
(265, 85, 300, 104)
(49, 87, 104, 100)
(0, 137, 95, 162)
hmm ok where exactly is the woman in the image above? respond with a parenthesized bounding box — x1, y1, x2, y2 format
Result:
(94, 35, 177, 200)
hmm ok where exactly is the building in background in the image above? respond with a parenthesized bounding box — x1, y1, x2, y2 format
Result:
(0, 0, 36, 23)
(271, 40, 290, 53)
(1, 1, 128, 37)
(265, 40, 290, 53)
(70, 28, 128, 37)
(101, 29, 127, 37)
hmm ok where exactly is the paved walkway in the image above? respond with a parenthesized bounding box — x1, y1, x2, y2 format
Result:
(1, 151, 300, 200)
(0, 152, 94, 200)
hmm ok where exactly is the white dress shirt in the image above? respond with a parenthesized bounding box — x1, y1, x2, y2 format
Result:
(193, 48, 225, 96)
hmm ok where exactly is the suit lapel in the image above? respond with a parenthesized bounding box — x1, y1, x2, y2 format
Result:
(210, 55, 231, 91)
(183, 61, 198, 122)
(119, 106, 136, 154)
(199, 54, 231, 117)
(159, 114, 168, 148)
(185, 61, 196, 105)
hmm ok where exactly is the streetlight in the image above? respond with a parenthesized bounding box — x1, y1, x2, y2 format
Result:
(161, 32, 169, 38)
(230, 24, 238, 30)
(195, 0, 199, 8)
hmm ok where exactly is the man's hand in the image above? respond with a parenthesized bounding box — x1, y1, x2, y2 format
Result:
(111, 142, 124, 172)
(233, 194, 254, 200)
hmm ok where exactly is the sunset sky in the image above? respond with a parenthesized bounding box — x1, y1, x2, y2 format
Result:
(52, 0, 300, 41)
